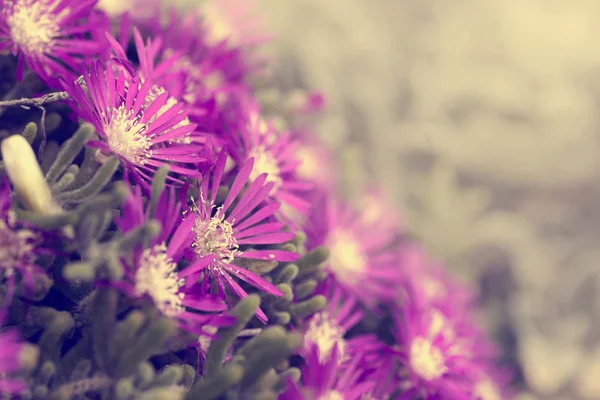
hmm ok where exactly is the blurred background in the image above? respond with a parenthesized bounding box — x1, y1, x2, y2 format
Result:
(181, 1, 600, 398)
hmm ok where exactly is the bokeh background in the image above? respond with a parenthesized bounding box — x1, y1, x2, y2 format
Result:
(179, 1, 600, 398)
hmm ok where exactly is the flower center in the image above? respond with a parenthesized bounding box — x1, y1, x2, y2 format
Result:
(319, 391, 344, 400)
(7, 1, 60, 55)
(304, 312, 345, 364)
(296, 146, 320, 181)
(326, 230, 367, 284)
(104, 104, 151, 164)
(0, 213, 35, 273)
(248, 146, 282, 192)
(192, 210, 239, 264)
(409, 337, 448, 381)
(473, 377, 501, 400)
(135, 244, 185, 317)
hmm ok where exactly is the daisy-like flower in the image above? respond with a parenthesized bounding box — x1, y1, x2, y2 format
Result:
(114, 184, 233, 335)
(282, 344, 375, 400)
(302, 280, 380, 367)
(227, 99, 314, 226)
(305, 193, 400, 307)
(181, 149, 299, 322)
(63, 60, 205, 185)
(0, 177, 49, 307)
(0, 0, 104, 83)
(0, 324, 38, 395)
(106, 28, 209, 146)
(390, 301, 482, 400)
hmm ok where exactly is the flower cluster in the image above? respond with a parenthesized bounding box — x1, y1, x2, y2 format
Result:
(0, 0, 512, 399)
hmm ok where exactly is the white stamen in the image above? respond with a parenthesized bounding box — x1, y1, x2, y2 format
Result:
(248, 145, 282, 192)
(409, 337, 447, 381)
(319, 390, 344, 400)
(326, 230, 367, 284)
(104, 104, 152, 164)
(304, 312, 345, 364)
(7, 0, 61, 55)
(135, 244, 185, 317)
(192, 207, 239, 265)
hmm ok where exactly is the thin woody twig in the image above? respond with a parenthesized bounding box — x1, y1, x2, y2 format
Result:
(0, 91, 70, 109)
(0, 76, 84, 111)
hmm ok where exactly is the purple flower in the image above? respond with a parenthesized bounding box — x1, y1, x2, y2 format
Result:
(182, 149, 299, 322)
(0, 177, 49, 307)
(62, 59, 205, 186)
(114, 184, 233, 335)
(0, 325, 37, 395)
(226, 99, 314, 226)
(106, 28, 209, 146)
(389, 301, 483, 400)
(0, 0, 104, 83)
(301, 280, 380, 368)
(282, 344, 375, 400)
(305, 193, 401, 308)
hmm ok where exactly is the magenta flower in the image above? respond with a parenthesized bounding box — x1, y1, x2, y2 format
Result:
(158, 7, 256, 98)
(389, 300, 483, 400)
(0, 325, 37, 395)
(301, 280, 381, 369)
(113, 184, 233, 335)
(305, 193, 401, 307)
(62, 59, 205, 185)
(282, 345, 375, 400)
(0, 177, 49, 307)
(181, 149, 299, 322)
(0, 0, 104, 83)
(226, 99, 314, 226)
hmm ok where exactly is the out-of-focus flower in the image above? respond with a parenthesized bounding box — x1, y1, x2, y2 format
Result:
(302, 280, 380, 367)
(226, 99, 314, 227)
(63, 60, 204, 185)
(184, 150, 299, 322)
(390, 301, 483, 400)
(282, 344, 375, 400)
(0, 325, 38, 395)
(0, 0, 103, 83)
(114, 184, 233, 335)
(305, 193, 401, 307)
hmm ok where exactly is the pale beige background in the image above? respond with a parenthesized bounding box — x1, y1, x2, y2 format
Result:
(175, 1, 600, 398)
